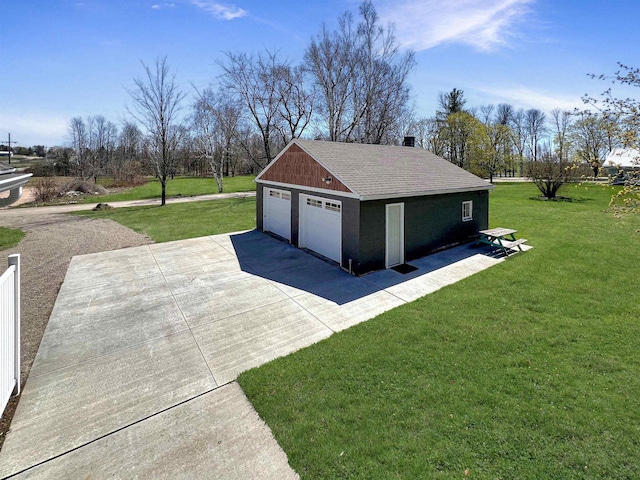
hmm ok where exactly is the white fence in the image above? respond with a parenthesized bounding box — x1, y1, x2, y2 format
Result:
(1, 254, 20, 416)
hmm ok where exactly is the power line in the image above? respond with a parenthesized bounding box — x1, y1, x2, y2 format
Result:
(2, 133, 19, 165)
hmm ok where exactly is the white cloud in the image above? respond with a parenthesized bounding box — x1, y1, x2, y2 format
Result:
(379, 0, 533, 52)
(151, 3, 176, 9)
(190, 0, 247, 20)
(474, 85, 583, 112)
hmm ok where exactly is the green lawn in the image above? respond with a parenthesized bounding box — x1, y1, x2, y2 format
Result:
(74, 196, 255, 242)
(0, 227, 25, 251)
(80, 175, 256, 204)
(237, 183, 640, 479)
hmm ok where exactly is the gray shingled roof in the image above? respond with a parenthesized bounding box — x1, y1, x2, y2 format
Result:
(290, 139, 491, 199)
(0, 162, 32, 193)
(0, 161, 16, 175)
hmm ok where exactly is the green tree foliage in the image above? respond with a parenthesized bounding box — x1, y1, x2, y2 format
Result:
(441, 111, 480, 170)
(471, 122, 513, 182)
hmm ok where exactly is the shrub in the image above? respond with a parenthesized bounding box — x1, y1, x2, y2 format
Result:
(33, 177, 58, 203)
(527, 153, 577, 199)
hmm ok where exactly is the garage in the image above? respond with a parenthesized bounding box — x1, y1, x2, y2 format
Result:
(299, 194, 341, 263)
(263, 187, 291, 241)
(256, 139, 492, 275)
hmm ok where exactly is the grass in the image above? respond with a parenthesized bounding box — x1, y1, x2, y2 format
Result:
(74, 196, 255, 242)
(80, 175, 255, 204)
(0, 227, 25, 251)
(237, 182, 640, 479)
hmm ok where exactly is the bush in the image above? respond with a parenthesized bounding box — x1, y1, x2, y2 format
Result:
(33, 177, 58, 203)
(526, 154, 577, 199)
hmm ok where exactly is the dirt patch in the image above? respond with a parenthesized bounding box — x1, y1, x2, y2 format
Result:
(0, 209, 153, 449)
(0, 186, 35, 206)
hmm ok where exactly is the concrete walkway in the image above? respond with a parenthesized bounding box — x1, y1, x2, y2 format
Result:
(1, 191, 256, 216)
(0, 231, 525, 478)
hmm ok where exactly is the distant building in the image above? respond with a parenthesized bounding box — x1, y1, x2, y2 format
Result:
(0, 151, 13, 158)
(603, 148, 640, 174)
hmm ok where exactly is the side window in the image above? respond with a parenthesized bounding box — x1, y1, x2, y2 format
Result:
(462, 201, 473, 221)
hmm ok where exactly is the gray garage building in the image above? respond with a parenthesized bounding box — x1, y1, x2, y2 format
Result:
(0, 162, 32, 208)
(255, 139, 492, 275)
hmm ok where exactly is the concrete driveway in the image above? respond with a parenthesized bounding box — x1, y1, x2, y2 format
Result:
(0, 230, 517, 478)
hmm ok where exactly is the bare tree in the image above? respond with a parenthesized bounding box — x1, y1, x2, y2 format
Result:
(305, 0, 414, 144)
(352, 0, 415, 144)
(68, 116, 89, 178)
(583, 63, 640, 148)
(115, 121, 144, 183)
(495, 103, 514, 126)
(495, 104, 516, 176)
(509, 109, 528, 175)
(192, 90, 224, 192)
(274, 64, 315, 145)
(525, 108, 547, 161)
(127, 56, 186, 205)
(478, 104, 495, 126)
(305, 12, 358, 141)
(85, 115, 118, 183)
(218, 51, 284, 168)
(551, 109, 572, 162)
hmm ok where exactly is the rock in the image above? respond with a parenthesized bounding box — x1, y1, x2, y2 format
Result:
(92, 203, 113, 211)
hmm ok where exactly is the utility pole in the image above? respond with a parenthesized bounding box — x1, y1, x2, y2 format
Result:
(4, 133, 19, 165)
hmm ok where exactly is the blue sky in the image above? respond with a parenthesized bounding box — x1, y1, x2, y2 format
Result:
(2, 0, 639, 147)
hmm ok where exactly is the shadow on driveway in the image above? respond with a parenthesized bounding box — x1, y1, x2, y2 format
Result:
(229, 230, 504, 305)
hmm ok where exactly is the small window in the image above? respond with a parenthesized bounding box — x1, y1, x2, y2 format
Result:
(325, 201, 341, 212)
(269, 190, 281, 198)
(307, 198, 322, 208)
(462, 201, 473, 221)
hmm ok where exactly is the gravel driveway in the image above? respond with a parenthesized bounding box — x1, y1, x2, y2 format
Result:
(0, 208, 152, 448)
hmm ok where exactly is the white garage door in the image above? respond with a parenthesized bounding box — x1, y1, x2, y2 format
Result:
(299, 194, 341, 263)
(263, 188, 291, 241)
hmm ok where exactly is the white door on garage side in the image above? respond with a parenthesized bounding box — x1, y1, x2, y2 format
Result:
(263, 187, 291, 241)
(299, 194, 342, 263)
(386, 203, 404, 268)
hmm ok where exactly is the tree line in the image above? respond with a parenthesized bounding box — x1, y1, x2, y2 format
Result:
(410, 87, 621, 184)
(47, 0, 636, 205)
(53, 1, 416, 204)
(0, 145, 46, 157)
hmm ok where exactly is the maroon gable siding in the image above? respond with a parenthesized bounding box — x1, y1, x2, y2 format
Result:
(260, 144, 352, 193)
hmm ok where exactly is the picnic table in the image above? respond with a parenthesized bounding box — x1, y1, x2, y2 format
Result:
(476, 227, 527, 255)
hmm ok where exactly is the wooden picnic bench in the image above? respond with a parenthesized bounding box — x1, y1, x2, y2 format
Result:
(476, 227, 527, 256)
